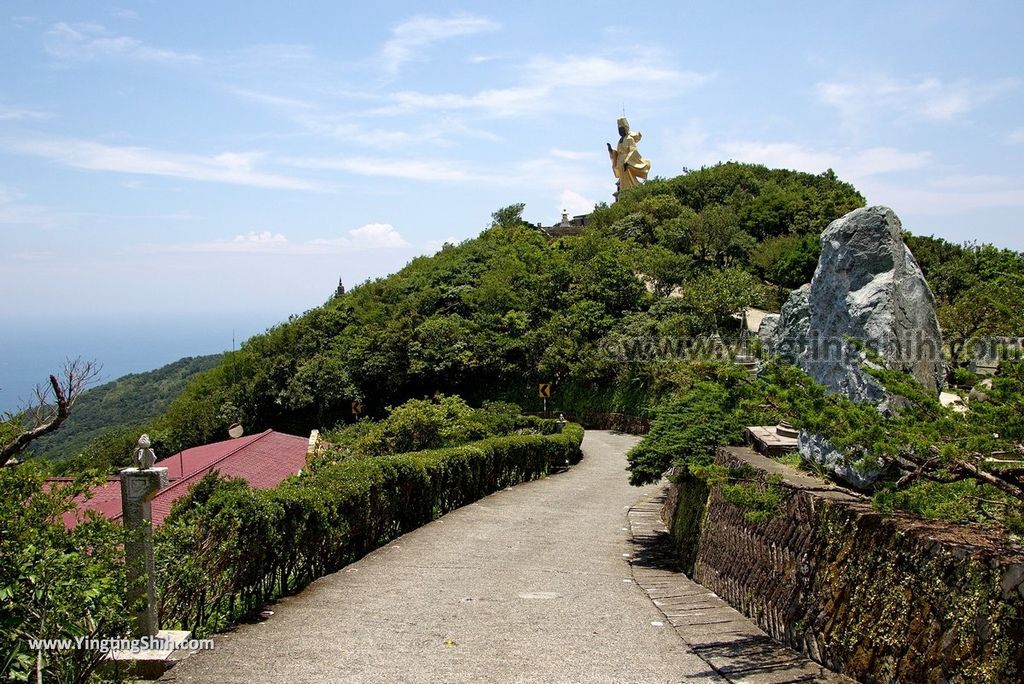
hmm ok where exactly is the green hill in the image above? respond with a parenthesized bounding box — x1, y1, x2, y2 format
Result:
(37, 354, 222, 465)
(43, 162, 1024, 529)
(65, 162, 1024, 469)
(130, 163, 867, 453)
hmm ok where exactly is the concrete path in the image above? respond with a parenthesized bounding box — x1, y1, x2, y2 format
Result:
(161, 431, 836, 683)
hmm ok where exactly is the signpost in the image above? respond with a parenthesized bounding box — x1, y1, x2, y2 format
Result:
(351, 400, 364, 416)
(538, 383, 552, 416)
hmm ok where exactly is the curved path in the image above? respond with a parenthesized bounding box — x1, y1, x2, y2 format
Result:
(161, 431, 822, 683)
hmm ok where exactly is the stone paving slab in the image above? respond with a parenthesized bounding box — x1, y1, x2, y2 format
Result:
(627, 491, 854, 684)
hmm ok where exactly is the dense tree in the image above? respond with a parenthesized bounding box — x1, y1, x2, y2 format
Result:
(491, 203, 527, 228)
(938, 277, 1024, 368)
(63, 163, 990, 480)
(676, 268, 768, 332)
(638, 246, 694, 296)
(749, 234, 820, 288)
(690, 205, 755, 266)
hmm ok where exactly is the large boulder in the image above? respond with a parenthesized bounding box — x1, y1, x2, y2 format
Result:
(764, 206, 944, 401)
(761, 206, 945, 486)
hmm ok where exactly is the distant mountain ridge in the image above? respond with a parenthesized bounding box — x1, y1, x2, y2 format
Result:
(35, 354, 222, 462)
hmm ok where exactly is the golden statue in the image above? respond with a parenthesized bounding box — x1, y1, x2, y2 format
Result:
(607, 116, 650, 199)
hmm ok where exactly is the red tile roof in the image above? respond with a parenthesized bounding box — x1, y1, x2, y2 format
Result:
(55, 429, 309, 528)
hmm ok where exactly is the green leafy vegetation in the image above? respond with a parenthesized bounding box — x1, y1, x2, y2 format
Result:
(320, 395, 529, 458)
(0, 466, 129, 683)
(906, 236, 1024, 373)
(77, 163, 860, 466)
(628, 358, 1024, 533)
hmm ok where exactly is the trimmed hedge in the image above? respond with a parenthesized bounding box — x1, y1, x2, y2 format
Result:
(156, 422, 584, 634)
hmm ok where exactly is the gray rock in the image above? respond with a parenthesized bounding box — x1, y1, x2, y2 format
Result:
(761, 284, 811, 363)
(969, 378, 994, 403)
(798, 431, 883, 490)
(761, 206, 945, 487)
(756, 312, 780, 345)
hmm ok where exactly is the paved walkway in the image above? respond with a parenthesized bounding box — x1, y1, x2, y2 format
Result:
(162, 431, 843, 683)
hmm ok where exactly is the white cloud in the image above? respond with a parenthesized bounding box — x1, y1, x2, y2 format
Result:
(7, 137, 316, 190)
(817, 75, 1017, 129)
(529, 55, 706, 90)
(0, 184, 59, 226)
(509, 157, 612, 220)
(551, 149, 598, 161)
(282, 155, 506, 183)
(43, 22, 200, 63)
(559, 189, 596, 217)
(291, 114, 428, 147)
(856, 178, 1024, 215)
(846, 147, 932, 176)
(226, 88, 466, 149)
(161, 224, 410, 254)
(661, 118, 710, 170)
(228, 88, 317, 110)
(694, 137, 1024, 217)
(381, 13, 499, 73)
(928, 174, 1014, 190)
(1008, 128, 1024, 144)
(0, 104, 50, 121)
(383, 86, 548, 117)
(11, 16, 37, 30)
(313, 223, 410, 249)
(716, 141, 930, 180)
(234, 230, 288, 244)
(467, 53, 508, 64)
(377, 54, 713, 118)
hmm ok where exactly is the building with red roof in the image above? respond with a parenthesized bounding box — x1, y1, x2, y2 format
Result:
(54, 429, 310, 528)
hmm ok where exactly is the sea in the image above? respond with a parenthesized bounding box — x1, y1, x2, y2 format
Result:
(1, 313, 285, 415)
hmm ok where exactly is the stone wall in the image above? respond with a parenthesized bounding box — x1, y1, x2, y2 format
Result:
(663, 446, 1024, 683)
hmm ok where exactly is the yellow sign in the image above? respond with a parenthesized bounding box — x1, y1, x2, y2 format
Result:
(351, 401, 364, 415)
(537, 383, 552, 398)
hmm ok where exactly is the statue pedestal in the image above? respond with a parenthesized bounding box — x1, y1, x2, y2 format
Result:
(119, 466, 168, 638)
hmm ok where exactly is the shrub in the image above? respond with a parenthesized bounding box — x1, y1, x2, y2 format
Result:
(0, 465, 129, 683)
(321, 395, 530, 459)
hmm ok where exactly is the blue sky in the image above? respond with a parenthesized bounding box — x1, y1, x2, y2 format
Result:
(1, 0, 1023, 325)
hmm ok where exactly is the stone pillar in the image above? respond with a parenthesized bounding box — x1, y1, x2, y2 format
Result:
(120, 436, 168, 637)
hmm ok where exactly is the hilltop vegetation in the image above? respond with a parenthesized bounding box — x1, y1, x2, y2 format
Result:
(110, 163, 865, 457)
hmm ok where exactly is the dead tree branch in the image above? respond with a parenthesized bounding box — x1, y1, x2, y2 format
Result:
(1, 358, 101, 464)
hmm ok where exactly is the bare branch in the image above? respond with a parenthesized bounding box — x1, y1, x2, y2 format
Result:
(964, 495, 1015, 508)
(1, 358, 101, 465)
(952, 458, 1024, 504)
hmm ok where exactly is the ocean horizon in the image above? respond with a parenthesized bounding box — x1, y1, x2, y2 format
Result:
(1, 312, 287, 415)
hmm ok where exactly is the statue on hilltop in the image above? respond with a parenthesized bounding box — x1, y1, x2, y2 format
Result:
(607, 116, 650, 200)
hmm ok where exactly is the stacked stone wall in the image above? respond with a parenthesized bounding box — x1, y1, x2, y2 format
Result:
(664, 446, 1024, 682)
